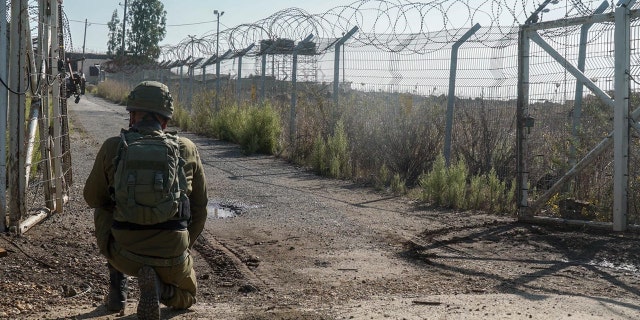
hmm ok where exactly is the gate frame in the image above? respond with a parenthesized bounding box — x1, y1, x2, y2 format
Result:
(517, 2, 639, 231)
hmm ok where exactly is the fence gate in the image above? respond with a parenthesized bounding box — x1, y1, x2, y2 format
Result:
(517, 1, 640, 232)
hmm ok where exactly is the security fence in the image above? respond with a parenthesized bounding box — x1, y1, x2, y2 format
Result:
(1, 0, 74, 234)
(518, 3, 640, 232)
(5, 0, 640, 233)
(97, 0, 640, 232)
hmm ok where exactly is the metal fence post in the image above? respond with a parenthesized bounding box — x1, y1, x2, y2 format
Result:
(236, 44, 255, 104)
(8, 0, 30, 232)
(517, 25, 531, 219)
(333, 26, 358, 130)
(0, 0, 8, 231)
(443, 23, 481, 167)
(613, 0, 633, 231)
(571, 1, 609, 168)
(179, 63, 184, 102)
(291, 34, 314, 145)
(260, 42, 278, 105)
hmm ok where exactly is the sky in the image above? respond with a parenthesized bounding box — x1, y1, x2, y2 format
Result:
(62, 0, 349, 53)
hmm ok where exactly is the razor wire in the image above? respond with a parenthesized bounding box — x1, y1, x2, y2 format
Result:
(153, 0, 624, 62)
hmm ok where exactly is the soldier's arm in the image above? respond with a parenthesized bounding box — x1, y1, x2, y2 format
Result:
(84, 138, 119, 255)
(84, 137, 119, 208)
(181, 139, 208, 248)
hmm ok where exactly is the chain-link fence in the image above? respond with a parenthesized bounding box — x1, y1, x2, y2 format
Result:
(89, 1, 640, 231)
(1, 0, 74, 234)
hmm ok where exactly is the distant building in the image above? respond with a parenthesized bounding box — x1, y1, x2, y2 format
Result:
(65, 52, 111, 84)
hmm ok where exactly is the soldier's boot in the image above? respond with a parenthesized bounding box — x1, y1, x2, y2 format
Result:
(106, 263, 128, 312)
(137, 265, 161, 320)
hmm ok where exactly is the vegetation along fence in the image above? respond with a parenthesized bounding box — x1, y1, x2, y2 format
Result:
(94, 0, 640, 232)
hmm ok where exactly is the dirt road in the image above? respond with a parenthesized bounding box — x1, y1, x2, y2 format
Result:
(1, 95, 639, 319)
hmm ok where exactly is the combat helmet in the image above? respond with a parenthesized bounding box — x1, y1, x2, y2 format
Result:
(126, 81, 174, 119)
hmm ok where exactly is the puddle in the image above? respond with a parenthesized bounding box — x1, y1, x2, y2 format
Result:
(207, 203, 240, 219)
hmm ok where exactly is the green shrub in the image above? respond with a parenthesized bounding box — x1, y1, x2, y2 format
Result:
(326, 121, 350, 178)
(375, 163, 390, 191)
(468, 174, 486, 209)
(171, 102, 192, 130)
(390, 173, 406, 194)
(240, 104, 282, 155)
(448, 158, 468, 209)
(312, 133, 327, 174)
(212, 104, 246, 143)
(311, 120, 351, 179)
(419, 154, 447, 205)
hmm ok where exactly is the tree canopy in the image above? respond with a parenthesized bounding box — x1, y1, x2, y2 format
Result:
(105, 0, 166, 62)
(126, 0, 167, 62)
(106, 10, 122, 57)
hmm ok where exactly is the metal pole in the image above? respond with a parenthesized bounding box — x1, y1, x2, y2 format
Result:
(443, 23, 481, 167)
(120, 0, 128, 84)
(291, 34, 314, 145)
(8, 0, 28, 232)
(333, 26, 358, 130)
(236, 43, 254, 105)
(214, 10, 224, 110)
(0, 0, 7, 230)
(613, 0, 632, 231)
(570, 1, 609, 168)
(189, 35, 195, 107)
(517, 26, 531, 219)
(237, 55, 243, 104)
(179, 64, 184, 101)
(261, 52, 267, 103)
(121, 0, 127, 57)
(52, 1, 64, 212)
(81, 18, 87, 75)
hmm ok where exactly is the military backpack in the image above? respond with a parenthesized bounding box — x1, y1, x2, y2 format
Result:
(111, 129, 190, 230)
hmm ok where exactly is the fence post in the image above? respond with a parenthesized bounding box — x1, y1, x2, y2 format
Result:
(291, 34, 314, 145)
(260, 42, 278, 104)
(233, 44, 254, 105)
(8, 0, 29, 232)
(202, 64, 207, 90)
(516, 25, 531, 220)
(571, 1, 609, 168)
(443, 23, 480, 167)
(0, 0, 7, 231)
(188, 57, 194, 107)
(613, 0, 632, 231)
(179, 63, 184, 102)
(333, 26, 358, 130)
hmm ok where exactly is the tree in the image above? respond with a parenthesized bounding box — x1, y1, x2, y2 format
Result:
(126, 0, 166, 62)
(106, 10, 122, 57)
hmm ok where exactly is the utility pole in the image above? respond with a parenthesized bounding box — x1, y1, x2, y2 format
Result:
(121, 0, 128, 57)
(81, 18, 88, 75)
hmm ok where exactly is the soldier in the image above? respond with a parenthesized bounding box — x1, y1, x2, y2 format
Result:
(84, 81, 208, 319)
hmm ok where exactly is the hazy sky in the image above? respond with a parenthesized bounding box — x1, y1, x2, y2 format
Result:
(62, 0, 348, 53)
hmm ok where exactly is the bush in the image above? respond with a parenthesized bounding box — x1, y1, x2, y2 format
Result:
(311, 120, 351, 179)
(418, 154, 514, 214)
(240, 104, 282, 155)
(171, 102, 192, 130)
(419, 154, 447, 205)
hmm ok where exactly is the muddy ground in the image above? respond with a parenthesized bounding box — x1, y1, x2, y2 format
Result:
(1, 95, 640, 319)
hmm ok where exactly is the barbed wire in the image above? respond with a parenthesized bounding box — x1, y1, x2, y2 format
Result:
(154, 0, 623, 62)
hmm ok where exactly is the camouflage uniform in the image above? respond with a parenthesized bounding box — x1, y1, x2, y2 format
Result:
(83, 81, 208, 310)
